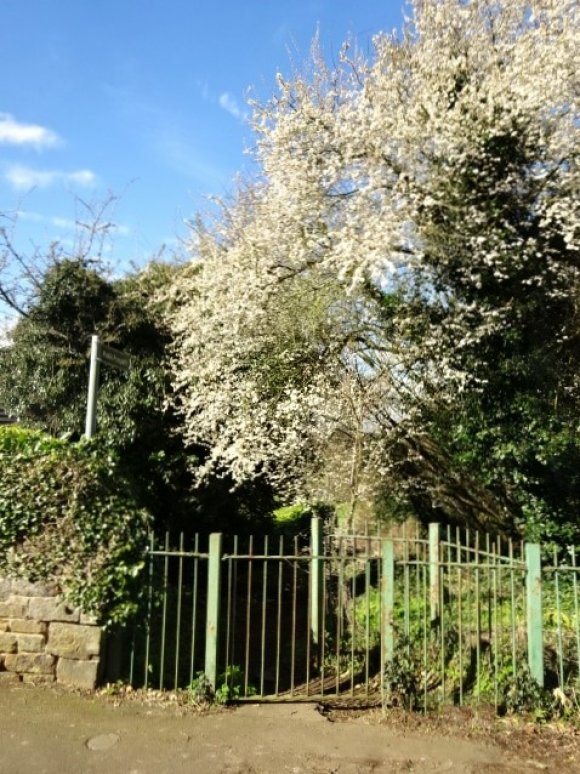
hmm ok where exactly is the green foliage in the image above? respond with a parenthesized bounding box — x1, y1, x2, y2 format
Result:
(334, 502, 351, 528)
(383, 647, 421, 711)
(186, 665, 254, 705)
(0, 260, 114, 433)
(0, 425, 150, 624)
(273, 503, 309, 525)
(186, 671, 215, 705)
(0, 257, 277, 536)
(272, 501, 335, 537)
(501, 665, 554, 719)
(352, 585, 381, 652)
(272, 502, 315, 535)
(215, 665, 255, 704)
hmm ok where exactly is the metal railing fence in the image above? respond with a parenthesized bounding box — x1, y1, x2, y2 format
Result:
(109, 520, 579, 711)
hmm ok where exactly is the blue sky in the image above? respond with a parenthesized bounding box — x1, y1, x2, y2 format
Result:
(0, 1, 405, 280)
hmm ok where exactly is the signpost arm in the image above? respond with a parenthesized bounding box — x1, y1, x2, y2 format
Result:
(84, 335, 101, 439)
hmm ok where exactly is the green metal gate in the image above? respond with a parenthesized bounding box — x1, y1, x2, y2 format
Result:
(110, 520, 579, 710)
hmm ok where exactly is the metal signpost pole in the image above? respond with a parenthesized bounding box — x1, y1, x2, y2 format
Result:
(84, 335, 101, 439)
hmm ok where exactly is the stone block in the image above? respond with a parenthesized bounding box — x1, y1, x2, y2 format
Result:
(0, 633, 17, 653)
(16, 633, 45, 653)
(3, 653, 55, 674)
(56, 658, 100, 690)
(80, 612, 99, 626)
(22, 673, 55, 685)
(0, 671, 22, 684)
(0, 620, 9, 632)
(28, 597, 79, 623)
(47, 622, 101, 660)
(0, 577, 12, 597)
(9, 619, 47, 635)
(0, 596, 29, 618)
(9, 579, 58, 597)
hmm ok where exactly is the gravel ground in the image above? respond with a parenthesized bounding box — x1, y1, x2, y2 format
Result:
(0, 683, 579, 773)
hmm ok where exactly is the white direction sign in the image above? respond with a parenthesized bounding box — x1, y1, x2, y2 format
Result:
(100, 343, 131, 372)
(84, 335, 131, 438)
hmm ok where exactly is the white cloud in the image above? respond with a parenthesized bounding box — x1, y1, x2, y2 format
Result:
(5, 165, 97, 191)
(0, 113, 61, 149)
(218, 92, 245, 121)
(66, 169, 97, 187)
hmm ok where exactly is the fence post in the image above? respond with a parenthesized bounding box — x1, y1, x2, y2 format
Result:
(381, 539, 395, 664)
(205, 532, 223, 689)
(525, 543, 544, 687)
(429, 523, 440, 627)
(310, 516, 323, 650)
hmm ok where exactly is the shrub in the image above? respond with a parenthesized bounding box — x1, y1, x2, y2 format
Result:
(0, 426, 150, 624)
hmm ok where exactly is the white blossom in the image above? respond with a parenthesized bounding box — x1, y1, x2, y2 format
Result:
(167, 0, 578, 510)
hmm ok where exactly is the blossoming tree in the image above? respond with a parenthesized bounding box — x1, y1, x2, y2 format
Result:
(168, 0, 578, 539)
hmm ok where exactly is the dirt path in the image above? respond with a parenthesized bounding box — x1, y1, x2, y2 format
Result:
(0, 684, 578, 774)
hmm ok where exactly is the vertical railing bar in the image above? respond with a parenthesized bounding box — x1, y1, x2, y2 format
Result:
(365, 557, 371, 696)
(306, 542, 312, 696)
(231, 535, 239, 674)
(415, 531, 421, 638)
(554, 546, 564, 689)
(321, 555, 327, 696)
(189, 534, 199, 685)
(475, 530, 481, 703)
(429, 523, 440, 628)
(446, 524, 453, 695)
(377, 550, 382, 655)
(310, 517, 323, 673)
(521, 536, 527, 635)
(486, 533, 492, 646)
(381, 539, 395, 704)
(496, 535, 504, 685)
(525, 543, 544, 687)
(440, 540, 445, 703)
(260, 535, 268, 697)
(205, 532, 223, 691)
(456, 526, 463, 706)
(223, 535, 232, 684)
(173, 531, 184, 690)
(290, 535, 298, 697)
(485, 532, 491, 704)
(422, 551, 428, 713)
(492, 538, 498, 712)
(275, 535, 283, 697)
(159, 531, 170, 690)
(336, 538, 344, 696)
(465, 527, 472, 705)
(448, 525, 453, 688)
(351, 554, 356, 696)
(144, 531, 154, 689)
(129, 628, 135, 687)
(404, 534, 410, 653)
(572, 546, 580, 682)
(509, 537, 517, 675)
(244, 535, 253, 698)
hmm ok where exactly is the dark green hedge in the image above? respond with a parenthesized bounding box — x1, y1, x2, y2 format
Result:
(0, 426, 150, 624)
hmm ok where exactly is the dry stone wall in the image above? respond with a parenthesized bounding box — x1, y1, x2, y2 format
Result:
(0, 577, 103, 689)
